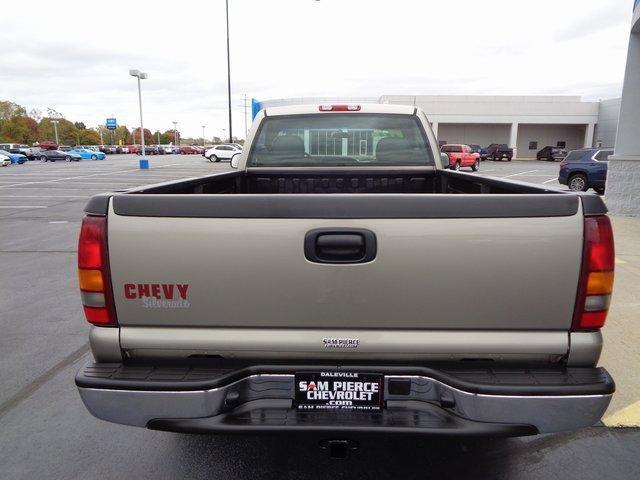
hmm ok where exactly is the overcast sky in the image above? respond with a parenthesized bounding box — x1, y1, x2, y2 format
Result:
(1, 0, 634, 139)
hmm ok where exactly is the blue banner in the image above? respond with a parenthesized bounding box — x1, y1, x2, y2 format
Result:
(106, 118, 117, 130)
(251, 99, 262, 120)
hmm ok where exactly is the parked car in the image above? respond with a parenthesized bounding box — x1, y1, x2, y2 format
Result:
(0, 149, 27, 164)
(537, 146, 567, 162)
(0, 153, 11, 166)
(191, 146, 204, 154)
(136, 145, 160, 155)
(68, 148, 106, 160)
(558, 148, 612, 194)
(486, 144, 513, 161)
(99, 145, 117, 154)
(37, 141, 60, 151)
(75, 103, 615, 439)
(126, 145, 140, 154)
(469, 144, 483, 155)
(479, 147, 490, 161)
(204, 144, 243, 162)
(59, 145, 72, 152)
(179, 146, 198, 154)
(441, 144, 480, 171)
(38, 149, 81, 162)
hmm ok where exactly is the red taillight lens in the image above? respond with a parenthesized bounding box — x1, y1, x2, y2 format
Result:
(572, 216, 615, 330)
(319, 104, 361, 112)
(78, 215, 118, 327)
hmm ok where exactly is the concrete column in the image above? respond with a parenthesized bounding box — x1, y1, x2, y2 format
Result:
(606, 6, 640, 215)
(584, 123, 595, 148)
(431, 122, 439, 139)
(509, 122, 519, 159)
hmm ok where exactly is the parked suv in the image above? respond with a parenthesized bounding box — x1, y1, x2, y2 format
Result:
(558, 148, 612, 194)
(537, 146, 567, 162)
(205, 144, 242, 162)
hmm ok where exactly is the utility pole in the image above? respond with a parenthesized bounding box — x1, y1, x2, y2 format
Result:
(202, 125, 206, 147)
(99, 126, 104, 145)
(172, 121, 178, 146)
(51, 120, 59, 144)
(157, 132, 161, 144)
(225, 0, 232, 143)
(244, 93, 248, 139)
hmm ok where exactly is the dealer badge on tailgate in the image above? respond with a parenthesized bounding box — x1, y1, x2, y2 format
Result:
(295, 372, 384, 411)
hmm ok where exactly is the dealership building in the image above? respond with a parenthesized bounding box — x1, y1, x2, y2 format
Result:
(259, 95, 621, 159)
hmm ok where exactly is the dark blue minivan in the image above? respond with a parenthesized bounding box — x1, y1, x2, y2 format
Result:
(558, 148, 613, 194)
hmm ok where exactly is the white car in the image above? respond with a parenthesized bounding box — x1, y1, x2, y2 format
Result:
(205, 144, 242, 162)
(0, 154, 11, 166)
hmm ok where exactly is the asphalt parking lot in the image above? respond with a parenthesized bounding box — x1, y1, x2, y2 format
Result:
(1, 156, 639, 479)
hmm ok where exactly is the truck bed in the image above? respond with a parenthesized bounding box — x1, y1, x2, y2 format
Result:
(86, 168, 605, 219)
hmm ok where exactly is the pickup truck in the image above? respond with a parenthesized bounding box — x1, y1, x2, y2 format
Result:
(75, 103, 615, 441)
(440, 144, 480, 171)
(486, 143, 514, 161)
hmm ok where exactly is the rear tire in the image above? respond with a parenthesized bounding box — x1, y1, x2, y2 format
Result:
(507, 157, 512, 162)
(568, 173, 588, 192)
(471, 159, 479, 172)
(454, 161, 461, 171)
(65, 156, 71, 162)
(91, 155, 97, 160)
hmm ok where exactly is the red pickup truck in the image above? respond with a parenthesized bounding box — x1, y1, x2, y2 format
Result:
(441, 144, 480, 171)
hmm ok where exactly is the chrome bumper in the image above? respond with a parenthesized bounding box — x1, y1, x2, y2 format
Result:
(77, 373, 612, 434)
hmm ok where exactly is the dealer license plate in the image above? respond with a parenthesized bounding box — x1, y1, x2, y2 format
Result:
(294, 371, 384, 411)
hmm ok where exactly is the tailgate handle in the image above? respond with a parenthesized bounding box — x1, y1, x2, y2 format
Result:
(304, 228, 376, 264)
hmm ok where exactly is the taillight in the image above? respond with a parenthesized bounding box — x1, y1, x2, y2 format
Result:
(78, 215, 118, 326)
(572, 216, 614, 330)
(319, 104, 361, 112)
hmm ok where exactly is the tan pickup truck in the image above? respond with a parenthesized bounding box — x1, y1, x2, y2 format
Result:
(75, 104, 615, 440)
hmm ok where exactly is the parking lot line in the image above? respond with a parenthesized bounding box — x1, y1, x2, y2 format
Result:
(0, 163, 185, 189)
(543, 178, 558, 184)
(604, 400, 640, 427)
(501, 169, 538, 178)
(0, 195, 89, 198)
(0, 205, 48, 209)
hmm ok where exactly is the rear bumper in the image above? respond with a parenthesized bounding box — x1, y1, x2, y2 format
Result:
(76, 362, 614, 436)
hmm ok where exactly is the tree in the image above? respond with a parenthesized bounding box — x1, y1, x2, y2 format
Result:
(162, 130, 179, 145)
(114, 125, 130, 145)
(0, 115, 40, 144)
(79, 129, 101, 145)
(0, 101, 27, 120)
(74, 122, 86, 130)
(129, 127, 153, 145)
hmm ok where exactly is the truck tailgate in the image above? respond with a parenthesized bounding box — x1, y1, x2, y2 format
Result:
(107, 204, 583, 332)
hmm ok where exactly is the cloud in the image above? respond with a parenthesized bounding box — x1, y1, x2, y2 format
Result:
(0, 0, 633, 138)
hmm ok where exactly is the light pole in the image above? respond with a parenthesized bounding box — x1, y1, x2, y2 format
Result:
(51, 120, 59, 144)
(202, 125, 206, 147)
(225, 0, 232, 143)
(129, 69, 148, 156)
(99, 125, 104, 145)
(172, 121, 178, 146)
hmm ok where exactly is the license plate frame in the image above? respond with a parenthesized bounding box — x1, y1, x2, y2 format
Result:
(294, 371, 384, 412)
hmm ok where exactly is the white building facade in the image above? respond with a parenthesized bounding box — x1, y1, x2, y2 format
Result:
(260, 95, 618, 159)
(606, 1, 640, 215)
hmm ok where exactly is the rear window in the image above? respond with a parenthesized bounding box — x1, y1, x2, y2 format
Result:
(564, 150, 591, 162)
(247, 114, 434, 167)
(441, 145, 462, 153)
